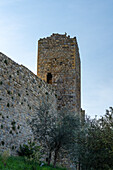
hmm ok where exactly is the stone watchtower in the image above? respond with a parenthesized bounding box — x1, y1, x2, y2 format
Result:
(37, 33, 81, 114)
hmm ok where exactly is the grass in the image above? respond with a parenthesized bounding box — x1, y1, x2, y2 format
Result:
(0, 156, 66, 170)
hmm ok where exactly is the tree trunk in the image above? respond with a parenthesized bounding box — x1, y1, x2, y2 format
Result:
(77, 161, 81, 170)
(48, 151, 52, 166)
(53, 149, 59, 168)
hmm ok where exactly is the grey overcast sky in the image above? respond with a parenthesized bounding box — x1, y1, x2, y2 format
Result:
(0, 0, 113, 118)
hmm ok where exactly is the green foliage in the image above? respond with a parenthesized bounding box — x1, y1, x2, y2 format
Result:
(31, 99, 81, 167)
(17, 140, 41, 164)
(1, 150, 10, 166)
(72, 107, 113, 170)
(31, 99, 59, 166)
(51, 114, 81, 167)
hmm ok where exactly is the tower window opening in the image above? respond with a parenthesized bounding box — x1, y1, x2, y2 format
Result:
(47, 73, 52, 84)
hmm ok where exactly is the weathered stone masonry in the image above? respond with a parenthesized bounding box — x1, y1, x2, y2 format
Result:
(0, 52, 57, 154)
(0, 33, 84, 169)
(37, 33, 81, 113)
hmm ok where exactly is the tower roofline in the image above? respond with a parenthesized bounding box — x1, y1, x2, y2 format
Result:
(39, 33, 76, 41)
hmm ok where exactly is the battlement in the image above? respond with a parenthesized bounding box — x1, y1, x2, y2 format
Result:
(39, 33, 78, 50)
(39, 33, 76, 41)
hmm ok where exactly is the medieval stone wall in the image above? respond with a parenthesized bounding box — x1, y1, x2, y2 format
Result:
(37, 33, 81, 113)
(0, 33, 84, 169)
(0, 52, 57, 155)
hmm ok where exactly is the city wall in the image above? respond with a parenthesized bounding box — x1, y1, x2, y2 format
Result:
(0, 52, 57, 155)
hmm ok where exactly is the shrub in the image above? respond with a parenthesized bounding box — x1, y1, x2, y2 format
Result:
(1, 150, 10, 166)
(17, 141, 41, 162)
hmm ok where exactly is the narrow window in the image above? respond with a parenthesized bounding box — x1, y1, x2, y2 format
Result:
(47, 73, 52, 84)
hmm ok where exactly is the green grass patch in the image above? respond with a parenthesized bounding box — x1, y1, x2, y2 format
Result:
(0, 156, 66, 170)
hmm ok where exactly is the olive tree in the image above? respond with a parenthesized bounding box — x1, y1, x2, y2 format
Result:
(30, 99, 81, 167)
